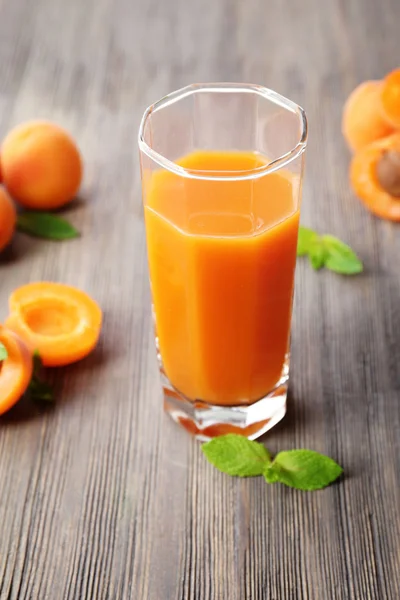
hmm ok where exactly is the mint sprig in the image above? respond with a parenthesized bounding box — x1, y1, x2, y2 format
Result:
(297, 226, 363, 275)
(309, 238, 327, 270)
(201, 434, 271, 476)
(28, 350, 54, 403)
(322, 235, 363, 274)
(264, 449, 343, 491)
(17, 212, 79, 240)
(296, 226, 317, 256)
(202, 434, 343, 491)
(0, 342, 8, 362)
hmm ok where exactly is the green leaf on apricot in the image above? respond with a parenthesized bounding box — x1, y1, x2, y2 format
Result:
(28, 350, 54, 403)
(0, 342, 8, 361)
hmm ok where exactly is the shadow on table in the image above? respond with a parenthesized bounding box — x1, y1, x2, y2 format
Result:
(0, 234, 43, 265)
(54, 195, 85, 213)
(257, 386, 316, 446)
(0, 195, 85, 267)
(0, 336, 113, 425)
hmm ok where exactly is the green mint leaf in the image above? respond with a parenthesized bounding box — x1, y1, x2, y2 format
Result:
(322, 235, 363, 275)
(264, 449, 343, 491)
(297, 226, 318, 256)
(28, 378, 54, 402)
(28, 350, 54, 403)
(17, 212, 79, 240)
(297, 227, 363, 276)
(32, 349, 42, 370)
(308, 238, 327, 270)
(0, 342, 8, 361)
(202, 434, 271, 477)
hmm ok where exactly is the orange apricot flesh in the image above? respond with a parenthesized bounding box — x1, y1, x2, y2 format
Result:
(0, 325, 33, 415)
(5, 282, 102, 367)
(350, 133, 400, 221)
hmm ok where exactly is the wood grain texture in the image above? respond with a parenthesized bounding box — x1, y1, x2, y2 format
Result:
(0, 0, 399, 598)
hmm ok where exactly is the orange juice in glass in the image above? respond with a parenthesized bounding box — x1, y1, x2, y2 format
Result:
(139, 84, 307, 440)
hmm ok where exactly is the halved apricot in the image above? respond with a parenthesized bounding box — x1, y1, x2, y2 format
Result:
(350, 133, 400, 221)
(5, 282, 102, 366)
(381, 69, 400, 128)
(342, 81, 394, 153)
(0, 325, 33, 415)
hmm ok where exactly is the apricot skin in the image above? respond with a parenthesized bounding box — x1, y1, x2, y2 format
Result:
(0, 187, 16, 251)
(1, 121, 83, 210)
(381, 69, 400, 128)
(342, 81, 394, 153)
(0, 325, 33, 415)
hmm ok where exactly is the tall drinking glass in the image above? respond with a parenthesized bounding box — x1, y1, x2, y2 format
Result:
(139, 83, 307, 441)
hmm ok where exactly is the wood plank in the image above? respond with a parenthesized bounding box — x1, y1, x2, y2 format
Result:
(0, 0, 399, 598)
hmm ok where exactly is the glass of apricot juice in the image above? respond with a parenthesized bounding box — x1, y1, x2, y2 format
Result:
(138, 83, 307, 441)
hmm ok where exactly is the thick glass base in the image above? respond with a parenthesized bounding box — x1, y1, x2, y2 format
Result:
(162, 359, 289, 442)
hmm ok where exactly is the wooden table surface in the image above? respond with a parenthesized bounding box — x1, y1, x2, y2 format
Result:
(0, 0, 399, 598)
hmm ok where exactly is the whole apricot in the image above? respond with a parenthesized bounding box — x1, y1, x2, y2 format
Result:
(1, 121, 83, 210)
(342, 81, 394, 153)
(381, 68, 400, 128)
(0, 186, 16, 251)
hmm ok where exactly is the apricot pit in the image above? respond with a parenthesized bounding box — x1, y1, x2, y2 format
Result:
(350, 133, 400, 221)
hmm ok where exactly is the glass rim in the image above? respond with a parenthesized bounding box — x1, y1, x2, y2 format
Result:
(138, 83, 307, 181)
